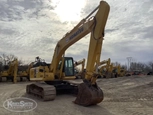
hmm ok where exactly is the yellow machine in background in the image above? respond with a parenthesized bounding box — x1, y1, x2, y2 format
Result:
(74, 58, 85, 79)
(0, 59, 18, 83)
(100, 62, 115, 78)
(0, 57, 42, 83)
(74, 58, 85, 72)
(108, 63, 119, 78)
(98, 59, 122, 78)
(26, 1, 110, 106)
(112, 64, 120, 78)
(112, 64, 126, 77)
(98, 58, 111, 78)
(18, 57, 46, 81)
(18, 61, 35, 81)
(99, 58, 111, 67)
(119, 68, 126, 77)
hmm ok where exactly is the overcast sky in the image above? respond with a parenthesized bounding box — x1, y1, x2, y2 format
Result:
(0, 0, 152, 65)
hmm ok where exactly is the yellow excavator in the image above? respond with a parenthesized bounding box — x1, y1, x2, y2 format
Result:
(18, 62, 34, 81)
(74, 58, 86, 79)
(99, 58, 111, 67)
(26, 1, 110, 106)
(112, 64, 120, 78)
(18, 57, 45, 81)
(108, 63, 117, 78)
(119, 68, 126, 77)
(112, 64, 126, 77)
(98, 58, 111, 78)
(74, 58, 85, 72)
(0, 59, 18, 83)
(100, 62, 116, 78)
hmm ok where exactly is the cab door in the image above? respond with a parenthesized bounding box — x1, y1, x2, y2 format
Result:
(64, 57, 75, 76)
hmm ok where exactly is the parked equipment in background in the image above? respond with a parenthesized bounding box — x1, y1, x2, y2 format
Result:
(0, 59, 18, 83)
(74, 58, 86, 79)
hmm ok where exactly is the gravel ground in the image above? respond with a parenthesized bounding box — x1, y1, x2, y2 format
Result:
(0, 75, 153, 115)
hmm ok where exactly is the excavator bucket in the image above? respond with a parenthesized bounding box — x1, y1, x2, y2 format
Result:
(74, 81, 104, 106)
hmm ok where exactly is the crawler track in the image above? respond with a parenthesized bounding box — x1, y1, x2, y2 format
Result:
(26, 82, 56, 101)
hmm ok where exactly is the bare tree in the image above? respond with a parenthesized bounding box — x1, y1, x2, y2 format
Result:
(148, 61, 153, 72)
(0, 53, 28, 72)
(0, 53, 24, 65)
(6, 54, 17, 62)
(130, 62, 146, 71)
(113, 62, 120, 66)
(0, 54, 8, 65)
(18, 58, 24, 65)
(121, 65, 127, 70)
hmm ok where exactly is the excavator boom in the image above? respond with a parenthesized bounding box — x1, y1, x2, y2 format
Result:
(74, 1, 110, 106)
(74, 58, 85, 72)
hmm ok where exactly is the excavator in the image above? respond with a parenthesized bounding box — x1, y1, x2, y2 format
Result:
(18, 61, 35, 81)
(18, 56, 47, 81)
(74, 58, 86, 79)
(0, 59, 18, 83)
(26, 1, 110, 106)
(74, 58, 85, 72)
(0, 57, 46, 83)
(119, 68, 126, 77)
(108, 63, 116, 78)
(112, 64, 120, 78)
(98, 58, 111, 78)
(99, 58, 111, 67)
(100, 62, 117, 78)
(112, 64, 126, 77)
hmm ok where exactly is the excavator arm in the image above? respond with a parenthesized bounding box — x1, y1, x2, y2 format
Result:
(99, 58, 111, 66)
(74, 1, 110, 106)
(49, 1, 110, 83)
(74, 58, 85, 72)
(99, 58, 111, 72)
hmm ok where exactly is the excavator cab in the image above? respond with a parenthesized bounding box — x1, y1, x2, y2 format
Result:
(57, 57, 75, 78)
(63, 57, 75, 76)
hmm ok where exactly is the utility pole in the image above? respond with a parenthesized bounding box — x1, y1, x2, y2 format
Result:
(127, 57, 132, 71)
